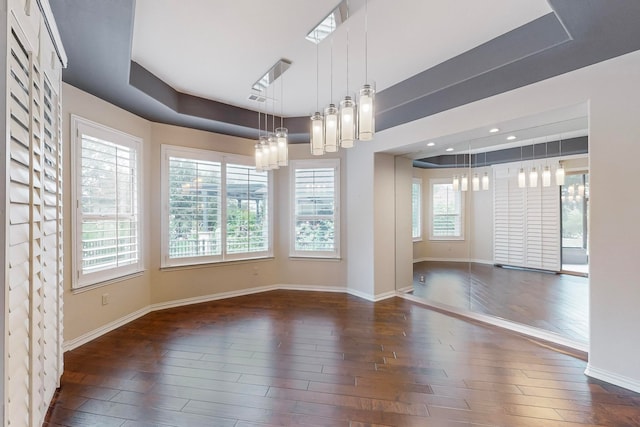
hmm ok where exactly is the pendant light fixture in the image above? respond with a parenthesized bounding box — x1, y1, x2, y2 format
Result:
(276, 66, 288, 166)
(255, 105, 264, 172)
(542, 140, 551, 187)
(310, 30, 325, 155)
(482, 151, 490, 190)
(452, 154, 460, 192)
(324, 37, 339, 152)
(529, 143, 538, 188)
(518, 143, 526, 188)
(268, 93, 278, 169)
(358, 0, 375, 140)
(556, 136, 565, 186)
(340, 0, 356, 148)
(461, 152, 468, 192)
(472, 153, 480, 192)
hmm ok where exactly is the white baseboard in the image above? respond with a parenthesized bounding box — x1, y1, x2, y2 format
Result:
(585, 364, 640, 393)
(150, 284, 281, 311)
(63, 306, 151, 352)
(396, 285, 414, 294)
(63, 284, 366, 351)
(413, 257, 494, 265)
(398, 293, 589, 353)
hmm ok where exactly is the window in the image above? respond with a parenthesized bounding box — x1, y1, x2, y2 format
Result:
(430, 179, 464, 240)
(290, 159, 340, 258)
(412, 178, 422, 241)
(71, 116, 143, 288)
(161, 145, 271, 267)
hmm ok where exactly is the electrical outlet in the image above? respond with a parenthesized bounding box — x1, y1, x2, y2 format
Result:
(102, 293, 109, 305)
(419, 275, 425, 283)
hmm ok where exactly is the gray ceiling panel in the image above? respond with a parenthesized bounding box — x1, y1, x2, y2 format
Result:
(50, 0, 640, 143)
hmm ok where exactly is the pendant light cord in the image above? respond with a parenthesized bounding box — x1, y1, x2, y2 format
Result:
(364, 0, 368, 83)
(316, 30, 320, 111)
(346, 0, 350, 94)
(280, 68, 284, 127)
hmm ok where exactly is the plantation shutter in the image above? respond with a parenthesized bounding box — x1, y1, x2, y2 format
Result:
(3, 2, 66, 426)
(226, 163, 269, 255)
(293, 166, 337, 253)
(493, 163, 560, 271)
(167, 156, 222, 260)
(430, 182, 462, 239)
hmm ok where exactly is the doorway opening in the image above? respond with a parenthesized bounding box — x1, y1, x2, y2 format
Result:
(561, 173, 589, 275)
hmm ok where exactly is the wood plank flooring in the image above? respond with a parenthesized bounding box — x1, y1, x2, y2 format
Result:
(45, 290, 638, 426)
(412, 261, 589, 342)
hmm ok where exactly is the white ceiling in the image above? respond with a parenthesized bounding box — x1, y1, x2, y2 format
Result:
(131, 0, 552, 118)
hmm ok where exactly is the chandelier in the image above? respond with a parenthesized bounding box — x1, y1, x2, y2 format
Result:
(309, 0, 375, 155)
(254, 59, 290, 172)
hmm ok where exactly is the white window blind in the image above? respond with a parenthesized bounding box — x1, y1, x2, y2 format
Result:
(412, 178, 422, 240)
(226, 163, 269, 256)
(161, 146, 272, 267)
(167, 156, 222, 260)
(430, 180, 463, 240)
(72, 117, 143, 288)
(291, 159, 340, 258)
(493, 163, 560, 271)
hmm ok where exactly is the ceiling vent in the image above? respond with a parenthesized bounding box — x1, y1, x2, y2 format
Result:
(248, 93, 266, 102)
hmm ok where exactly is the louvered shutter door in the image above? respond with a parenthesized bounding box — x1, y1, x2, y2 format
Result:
(493, 168, 509, 265)
(4, 2, 65, 425)
(8, 25, 35, 427)
(493, 163, 560, 271)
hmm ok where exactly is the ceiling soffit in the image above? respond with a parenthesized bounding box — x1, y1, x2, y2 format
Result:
(51, 0, 640, 143)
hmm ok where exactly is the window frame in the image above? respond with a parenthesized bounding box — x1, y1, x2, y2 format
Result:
(289, 158, 341, 259)
(160, 145, 273, 268)
(71, 115, 144, 289)
(429, 178, 465, 241)
(412, 177, 422, 241)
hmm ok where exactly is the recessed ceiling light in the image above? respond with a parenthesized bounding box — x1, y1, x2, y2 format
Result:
(446, 147, 454, 152)
(489, 128, 500, 133)
(427, 142, 435, 147)
(507, 135, 517, 140)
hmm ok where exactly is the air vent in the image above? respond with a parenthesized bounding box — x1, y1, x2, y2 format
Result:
(248, 93, 266, 102)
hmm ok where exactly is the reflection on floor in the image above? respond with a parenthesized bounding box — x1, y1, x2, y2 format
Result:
(411, 261, 588, 343)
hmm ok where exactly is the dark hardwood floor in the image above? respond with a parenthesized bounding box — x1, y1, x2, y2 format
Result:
(412, 261, 589, 343)
(46, 290, 638, 426)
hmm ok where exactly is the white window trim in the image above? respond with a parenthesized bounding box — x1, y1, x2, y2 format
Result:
(412, 177, 423, 242)
(429, 177, 465, 241)
(71, 115, 144, 289)
(160, 145, 273, 268)
(289, 158, 341, 259)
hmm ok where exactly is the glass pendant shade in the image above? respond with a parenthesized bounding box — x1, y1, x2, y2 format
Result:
(461, 174, 468, 192)
(482, 172, 489, 190)
(255, 144, 264, 172)
(357, 84, 375, 141)
(556, 164, 565, 186)
(268, 135, 279, 169)
(452, 175, 459, 192)
(472, 174, 480, 191)
(310, 112, 325, 155)
(542, 165, 551, 187)
(260, 137, 271, 170)
(339, 96, 356, 148)
(324, 104, 339, 152)
(518, 168, 526, 188)
(529, 167, 538, 188)
(276, 127, 288, 166)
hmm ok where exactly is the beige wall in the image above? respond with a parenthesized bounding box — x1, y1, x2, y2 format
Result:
(412, 166, 493, 263)
(62, 84, 347, 343)
(370, 50, 640, 391)
(62, 83, 152, 341)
